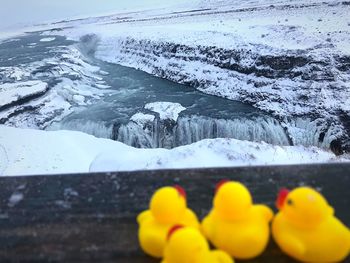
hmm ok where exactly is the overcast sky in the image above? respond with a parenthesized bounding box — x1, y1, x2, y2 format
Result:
(0, 0, 185, 30)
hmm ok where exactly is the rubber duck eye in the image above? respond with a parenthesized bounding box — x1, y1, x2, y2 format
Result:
(287, 199, 293, 206)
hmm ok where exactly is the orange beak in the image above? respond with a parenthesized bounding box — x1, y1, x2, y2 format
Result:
(174, 185, 186, 200)
(215, 179, 230, 193)
(167, 225, 184, 240)
(276, 188, 290, 210)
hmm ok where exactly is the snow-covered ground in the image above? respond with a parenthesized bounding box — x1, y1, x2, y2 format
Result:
(0, 125, 347, 176)
(38, 0, 350, 150)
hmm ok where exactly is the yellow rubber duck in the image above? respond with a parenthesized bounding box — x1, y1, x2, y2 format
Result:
(272, 187, 350, 262)
(162, 225, 234, 263)
(137, 185, 200, 258)
(202, 180, 273, 259)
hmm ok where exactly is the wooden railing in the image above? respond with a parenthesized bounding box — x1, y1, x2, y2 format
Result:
(0, 163, 349, 262)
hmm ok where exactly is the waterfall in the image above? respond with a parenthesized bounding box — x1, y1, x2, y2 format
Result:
(284, 118, 341, 148)
(113, 122, 155, 148)
(49, 115, 339, 150)
(175, 116, 290, 146)
(114, 115, 291, 149)
(47, 119, 113, 139)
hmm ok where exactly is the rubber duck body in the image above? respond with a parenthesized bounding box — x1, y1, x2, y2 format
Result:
(272, 187, 350, 262)
(162, 226, 234, 263)
(202, 180, 273, 259)
(137, 186, 200, 258)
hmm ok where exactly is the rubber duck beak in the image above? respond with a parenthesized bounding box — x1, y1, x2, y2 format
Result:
(276, 188, 290, 210)
(167, 225, 184, 240)
(215, 179, 230, 193)
(174, 185, 187, 200)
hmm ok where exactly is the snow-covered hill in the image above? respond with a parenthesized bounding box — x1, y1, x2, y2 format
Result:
(0, 125, 347, 176)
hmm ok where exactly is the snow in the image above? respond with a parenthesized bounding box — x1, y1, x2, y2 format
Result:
(131, 112, 155, 127)
(47, 1, 350, 53)
(0, 31, 26, 44)
(72, 95, 86, 105)
(0, 125, 347, 176)
(39, 37, 56, 42)
(145, 102, 186, 121)
(0, 67, 31, 82)
(0, 81, 48, 108)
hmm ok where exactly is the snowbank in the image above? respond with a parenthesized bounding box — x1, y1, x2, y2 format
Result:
(0, 125, 347, 176)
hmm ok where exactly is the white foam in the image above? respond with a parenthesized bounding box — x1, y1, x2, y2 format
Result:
(39, 37, 56, 42)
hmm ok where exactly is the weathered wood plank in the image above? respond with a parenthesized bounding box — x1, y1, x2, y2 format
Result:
(0, 163, 349, 262)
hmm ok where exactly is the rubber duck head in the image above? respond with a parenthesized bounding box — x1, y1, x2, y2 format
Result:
(276, 187, 334, 227)
(150, 185, 187, 224)
(213, 180, 253, 220)
(164, 225, 209, 263)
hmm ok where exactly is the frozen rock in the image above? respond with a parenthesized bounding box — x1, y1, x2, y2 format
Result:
(145, 102, 186, 121)
(0, 80, 48, 109)
(130, 112, 155, 127)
